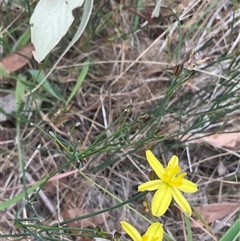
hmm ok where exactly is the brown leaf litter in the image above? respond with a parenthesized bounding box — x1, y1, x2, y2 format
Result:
(179, 130, 240, 151)
(0, 43, 34, 73)
(191, 202, 240, 228)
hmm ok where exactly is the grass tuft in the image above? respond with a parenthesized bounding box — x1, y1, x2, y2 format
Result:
(0, 1, 239, 240)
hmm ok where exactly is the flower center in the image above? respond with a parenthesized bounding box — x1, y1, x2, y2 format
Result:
(162, 166, 186, 187)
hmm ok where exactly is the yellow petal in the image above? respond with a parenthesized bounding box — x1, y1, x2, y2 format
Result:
(146, 150, 165, 179)
(138, 180, 163, 191)
(178, 179, 198, 193)
(151, 183, 172, 216)
(167, 155, 179, 168)
(143, 222, 164, 241)
(120, 221, 142, 241)
(171, 187, 192, 216)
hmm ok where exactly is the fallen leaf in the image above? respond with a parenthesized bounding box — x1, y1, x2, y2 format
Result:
(42, 174, 68, 195)
(4, 170, 79, 192)
(0, 44, 34, 73)
(0, 94, 16, 122)
(77, 235, 94, 241)
(30, 0, 84, 62)
(62, 205, 109, 234)
(217, 161, 227, 176)
(191, 203, 239, 228)
(0, 92, 42, 123)
(179, 131, 240, 150)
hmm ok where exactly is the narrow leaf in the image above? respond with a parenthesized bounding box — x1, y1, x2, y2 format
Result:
(66, 60, 89, 107)
(29, 70, 63, 101)
(219, 218, 240, 241)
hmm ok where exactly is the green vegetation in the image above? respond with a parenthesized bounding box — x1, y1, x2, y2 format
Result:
(0, 1, 239, 240)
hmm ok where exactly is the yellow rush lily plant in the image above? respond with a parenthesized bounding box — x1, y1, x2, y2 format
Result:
(138, 150, 198, 217)
(120, 150, 198, 241)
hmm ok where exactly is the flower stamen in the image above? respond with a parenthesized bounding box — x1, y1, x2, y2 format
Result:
(163, 166, 186, 187)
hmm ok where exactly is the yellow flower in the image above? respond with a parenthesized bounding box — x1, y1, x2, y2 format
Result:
(120, 221, 163, 241)
(138, 150, 198, 217)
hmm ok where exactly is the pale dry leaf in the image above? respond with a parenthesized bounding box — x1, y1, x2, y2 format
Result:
(30, 0, 84, 62)
(5, 170, 78, 192)
(180, 132, 240, 150)
(0, 44, 33, 73)
(0, 94, 16, 122)
(0, 93, 42, 123)
(191, 203, 240, 228)
(217, 161, 227, 176)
